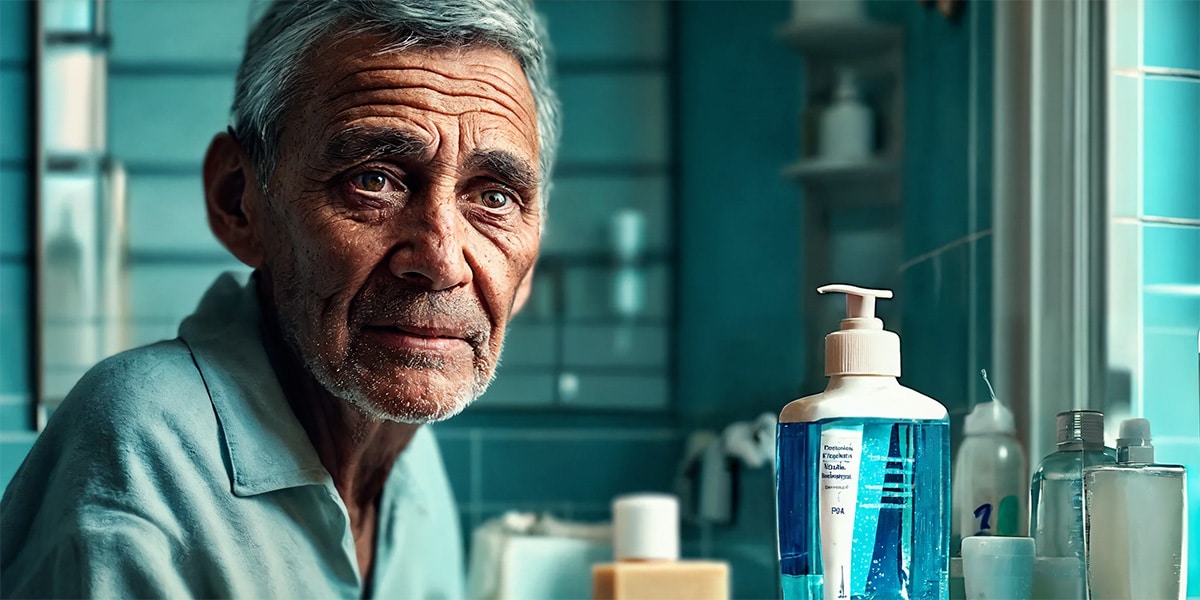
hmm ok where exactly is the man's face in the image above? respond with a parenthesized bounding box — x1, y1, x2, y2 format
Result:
(249, 37, 541, 423)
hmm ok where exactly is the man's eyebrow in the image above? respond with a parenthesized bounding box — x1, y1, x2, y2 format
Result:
(321, 126, 431, 166)
(465, 149, 539, 190)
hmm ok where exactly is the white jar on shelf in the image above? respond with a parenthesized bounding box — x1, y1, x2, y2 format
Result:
(819, 67, 874, 162)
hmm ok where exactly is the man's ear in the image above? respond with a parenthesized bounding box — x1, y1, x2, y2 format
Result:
(203, 131, 264, 268)
(511, 265, 536, 316)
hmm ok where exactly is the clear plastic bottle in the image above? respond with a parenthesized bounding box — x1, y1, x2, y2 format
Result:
(950, 373, 1027, 553)
(1028, 410, 1115, 597)
(776, 285, 950, 600)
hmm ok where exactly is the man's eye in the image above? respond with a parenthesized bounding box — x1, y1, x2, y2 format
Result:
(350, 171, 396, 193)
(480, 189, 513, 209)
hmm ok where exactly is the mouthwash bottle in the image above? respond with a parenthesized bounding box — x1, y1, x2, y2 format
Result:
(1029, 410, 1115, 597)
(775, 284, 950, 600)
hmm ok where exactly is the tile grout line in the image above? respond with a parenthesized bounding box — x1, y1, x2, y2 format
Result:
(898, 229, 994, 273)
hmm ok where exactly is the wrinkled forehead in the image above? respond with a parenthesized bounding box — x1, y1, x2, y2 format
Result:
(291, 32, 539, 148)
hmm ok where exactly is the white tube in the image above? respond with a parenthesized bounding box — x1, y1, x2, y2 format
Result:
(819, 426, 863, 600)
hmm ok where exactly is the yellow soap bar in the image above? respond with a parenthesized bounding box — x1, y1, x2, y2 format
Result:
(592, 560, 729, 600)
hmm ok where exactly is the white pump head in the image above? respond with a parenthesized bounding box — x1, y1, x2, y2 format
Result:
(818, 284, 901, 377)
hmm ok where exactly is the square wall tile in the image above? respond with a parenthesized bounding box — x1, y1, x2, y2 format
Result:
(1108, 221, 1143, 374)
(537, 0, 668, 62)
(434, 430, 474, 507)
(477, 432, 679, 505)
(559, 373, 669, 410)
(1143, 288, 1200, 329)
(126, 174, 224, 254)
(1143, 77, 1200, 220)
(500, 323, 556, 368)
(128, 263, 248, 322)
(542, 176, 671, 257)
(0, 436, 36, 490)
(474, 372, 555, 408)
(557, 73, 668, 165)
(1108, 0, 1141, 71)
(562, 264, 670, 321)
(0, 168, 29, 257)
(1142, 223, 1200, 286)
(0, 401, 30, 432)
(1143, 0, 1200, 71)
(0, 70, 29, 162)
(1108, 74, 1141, 219)
(0, 1, 30, 62)
(0, 263, 30, 397)
(109, 0, 251, 65)
(108, 74, 234, 165)
(563, 324, 667, 368)
(1141, 328, 1200, 438)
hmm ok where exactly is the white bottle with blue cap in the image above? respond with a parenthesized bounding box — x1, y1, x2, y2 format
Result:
(775, 284, 950, 600)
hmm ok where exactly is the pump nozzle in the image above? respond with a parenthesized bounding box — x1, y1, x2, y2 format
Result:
(818, 284, 893, 324)
(817, 283, 900, 376)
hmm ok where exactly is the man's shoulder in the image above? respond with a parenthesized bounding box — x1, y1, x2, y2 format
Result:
(60, 339, 210, 426)
(29, 338, 223, 481)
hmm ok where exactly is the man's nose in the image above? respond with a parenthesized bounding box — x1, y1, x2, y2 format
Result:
(387, 192, 472, 291)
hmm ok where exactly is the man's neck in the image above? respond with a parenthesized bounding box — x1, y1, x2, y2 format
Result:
(254, 275, 418, 515)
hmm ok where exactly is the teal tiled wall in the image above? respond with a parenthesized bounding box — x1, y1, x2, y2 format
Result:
(1110, 0, 1200, 590)
(1, 0, 37, 487)
(869, 0, 995, 454)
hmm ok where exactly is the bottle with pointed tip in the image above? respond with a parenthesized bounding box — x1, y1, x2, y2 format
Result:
(951, 370, 1028, 554)
(775, 284, 950, 600)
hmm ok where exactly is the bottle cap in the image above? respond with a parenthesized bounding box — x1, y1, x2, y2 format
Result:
(1055, 410, 1105, 448)
(818, 284, 900, 377)
(834, 68, 860, 101)
(1116, 418, 1154, 463)
(964, 370, 1015, 434)
(964, 402, 1016, 435)
(612, 493, 679, 561)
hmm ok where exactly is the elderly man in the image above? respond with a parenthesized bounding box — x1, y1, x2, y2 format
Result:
(0, 0, 558, 597)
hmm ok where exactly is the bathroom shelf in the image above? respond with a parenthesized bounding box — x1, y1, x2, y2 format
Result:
(783, 158, 899, 187)
(776, 20, 902, 59)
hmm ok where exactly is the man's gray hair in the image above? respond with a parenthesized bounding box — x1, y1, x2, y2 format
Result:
(231, 0, 560, 208)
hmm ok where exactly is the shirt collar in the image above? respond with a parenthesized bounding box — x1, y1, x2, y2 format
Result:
(178, 271, 330, 497)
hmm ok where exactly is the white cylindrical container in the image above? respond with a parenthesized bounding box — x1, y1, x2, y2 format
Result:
(951, 389, 1029, 553)
(612, 494, 679, 561)
(961, 536, 1034, 600)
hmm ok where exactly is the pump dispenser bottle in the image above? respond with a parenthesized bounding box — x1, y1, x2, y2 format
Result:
(1083, 418, 1188, 599)
(776, 284, 950, 600)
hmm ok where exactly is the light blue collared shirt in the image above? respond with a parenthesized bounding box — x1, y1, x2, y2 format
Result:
(1, 273, 464, 599)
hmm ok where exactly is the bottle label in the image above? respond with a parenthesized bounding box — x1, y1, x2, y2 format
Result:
(818, 426, 863, 600)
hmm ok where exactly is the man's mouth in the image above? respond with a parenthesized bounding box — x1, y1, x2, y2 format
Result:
(362, 324, 474, 352)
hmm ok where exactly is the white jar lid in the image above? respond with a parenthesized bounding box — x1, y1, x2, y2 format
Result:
(612, 493, 679, 561)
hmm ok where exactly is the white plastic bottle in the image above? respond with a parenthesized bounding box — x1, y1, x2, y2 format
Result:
(951, 372, 1028, 553)
(775, 284, 950, 600)
(819, 68, 873, 162)
(1083, 418, 1188, 600)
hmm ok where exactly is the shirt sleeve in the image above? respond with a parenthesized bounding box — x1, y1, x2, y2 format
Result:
(6, 511, 195, 599)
